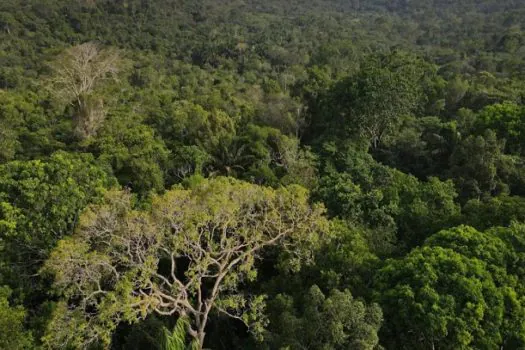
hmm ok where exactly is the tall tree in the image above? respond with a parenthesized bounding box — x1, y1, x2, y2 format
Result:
(42, 177, 327, 349)
(48, 42, 121, 139)
(315, 52, 427, 148)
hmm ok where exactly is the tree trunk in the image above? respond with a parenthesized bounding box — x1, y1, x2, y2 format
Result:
(74, 94, 105, 139)
(198, 331, 206, 350)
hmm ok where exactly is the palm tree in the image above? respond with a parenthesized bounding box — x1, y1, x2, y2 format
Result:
(162, 317, 199, 350)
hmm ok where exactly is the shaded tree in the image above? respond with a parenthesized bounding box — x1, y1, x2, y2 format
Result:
(265, 285, 382, 350)
(0, 286, 33, 349)
(314, 52, 427, 148)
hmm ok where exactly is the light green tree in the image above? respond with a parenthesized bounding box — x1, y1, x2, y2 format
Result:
(42, 177, 328, 349)
(376, 246, 503, 349)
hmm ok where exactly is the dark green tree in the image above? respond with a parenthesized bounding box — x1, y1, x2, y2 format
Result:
(265, 285, 382, 350)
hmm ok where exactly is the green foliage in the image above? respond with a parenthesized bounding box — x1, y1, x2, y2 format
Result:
(427, 225, 525, 347)
(0, 89, 68, 162)
(0, 286, 33, 349)
(313, 220, 379, 296)
(162, 317, 199, 350)
(374, 115, 459, 179)
(475, 102, 525, 155)
(42, 177, 327, 348)
(378, 225, 525, 349)
(266, 286, 382, 350)
(463, 195, 525, 230)
(316, 144, 460, 251)
(313, 51, 428, 148)
(450, 129, 507, 200)
(0, 151, 116, 291)
(2, 0, 525, 348)
(89, 115, 170, 194)
(376, 245, 506, 349)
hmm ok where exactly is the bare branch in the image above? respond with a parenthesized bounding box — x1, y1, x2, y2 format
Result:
(47, 42, 121, 139)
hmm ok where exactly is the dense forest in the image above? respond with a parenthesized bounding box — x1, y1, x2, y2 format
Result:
(2, 0, 525, 349)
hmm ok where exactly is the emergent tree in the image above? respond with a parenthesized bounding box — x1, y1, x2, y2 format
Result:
(48, 42, 120, 139)
(42, 177, 327, 349)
